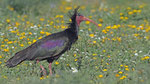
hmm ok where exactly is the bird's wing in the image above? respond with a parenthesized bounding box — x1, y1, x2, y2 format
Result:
(26, 37, 69, 60)
(40, 40, 65, 50)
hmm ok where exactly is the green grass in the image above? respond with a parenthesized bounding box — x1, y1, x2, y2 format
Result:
(0, 0, 150, 84)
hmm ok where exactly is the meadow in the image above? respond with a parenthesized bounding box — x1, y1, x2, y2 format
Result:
(0, 0, 150, 84)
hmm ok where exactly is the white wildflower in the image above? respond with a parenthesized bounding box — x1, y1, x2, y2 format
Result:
(71, 67, 78, 73)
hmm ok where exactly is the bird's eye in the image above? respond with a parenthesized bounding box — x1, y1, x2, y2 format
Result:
(77, 13, 82, 16)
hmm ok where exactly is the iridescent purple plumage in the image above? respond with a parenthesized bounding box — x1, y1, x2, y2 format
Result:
(41, 40, 64, 49)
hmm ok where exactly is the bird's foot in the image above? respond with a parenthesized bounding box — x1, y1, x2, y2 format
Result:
(40, 69, 47, 77)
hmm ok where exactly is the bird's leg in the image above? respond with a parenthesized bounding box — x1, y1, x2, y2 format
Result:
(49, 62, 52, 76)
(40, 65, 47, 76)
(36, 60, 47, 76)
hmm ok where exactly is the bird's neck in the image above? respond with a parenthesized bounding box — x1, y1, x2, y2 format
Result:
(67, 25, 79, 36)
(65, 27, 79, 43)
(68, 21, 79, 36)
(73, 23, 79, 36)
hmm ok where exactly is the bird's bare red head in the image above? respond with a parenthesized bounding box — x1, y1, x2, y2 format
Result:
(74, 7, 99, 28)
(76, 15, 99, 27)
(69, 7, 100, 28)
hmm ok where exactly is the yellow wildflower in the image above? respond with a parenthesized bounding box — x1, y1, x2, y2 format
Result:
(74, 54, 77, 57)
(11, 31, 16, 33)
(28, 42, 32, 44)
(127, 7, 131, 10)
(93, 57, 97, 60)
(98, 18, 103, 23)
(60, 15, 64, 18)
(98, 24, 102, 27)
(93, 41, 96, 44)
(141, 56, 150, 60)
(125, 68, 129, 71)
(145, 56, 150, 59)
(132, 68, 135, 71)
(98, 75, 103, 78)
(132, 25, 136, 28)
(103, 69, 107, 71)
(133, 9, 137, 13)
(20, 37, 24, 39)
(120, 17, 124, 20)
(33, 39, 36, 43)
(15, 22, 20, 27)
(40, 18, 45, 21)
(88, 28, 91, 31)
(29, 32, 32, 35)
(117, 37, 121, 42)
(89, 34, 94, 38)
(45, 32, 51, 36)
(38, 36, 42, 39)
(111, 25, 118, 29)
(107, 55, 110, 58)
(26, 21, 30, 24)
(128, 12, 133, 15)
(40, 31, 45, 34)
(74, 59, 78, 61)
(1, 45, 5, 47)
(0, 61, 2, 64)
(120, 76, 126, 80)
(21, 32, 25, 36)
(4, 39, 8, 41)
(103, 50, 106, 53)
(40, 76, 44, 80)
(106, 26, 111, 29)
(55, 61, 59, 65)
(20, 44, 24, 47)
(133, 34, 139, 37)
(4, 49, 9, 52)
(137, 10, 141, 13)
(106, 63, 109, 65)
(55, 15, 60, 18)
(120, 64, 123, 67)
(120, 13, 123, 16)
(61, 25, 66, 29)
(88, 16, 92, 18)
(49, 21, 54, 25)
(102, 29, 107, 33)
(65, 6, 72, 10)
(85, 21, 90, 24)
(115, 74, 120, 77)
(125, 17, 128, 20)
(81, 6, 85, 9)
(66, 64, 70, 66)
(7, 41, 13, 44)
(3, 76, 8, 79)
(6, 19, 10, 23)
(118, 71, 123, 74)
(139, 5, 144, 8)
(93, 54, 97, 56)
(124, 65, 128, 68)
(9, 7, 14, 11)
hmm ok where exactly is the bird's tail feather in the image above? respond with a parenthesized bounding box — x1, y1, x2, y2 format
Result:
(6, 50, 27, 68)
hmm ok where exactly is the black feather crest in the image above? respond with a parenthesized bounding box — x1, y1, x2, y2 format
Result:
(68, 6, 80, 28)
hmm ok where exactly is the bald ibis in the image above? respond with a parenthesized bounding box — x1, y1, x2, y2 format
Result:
(6, 7, 99, 75)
